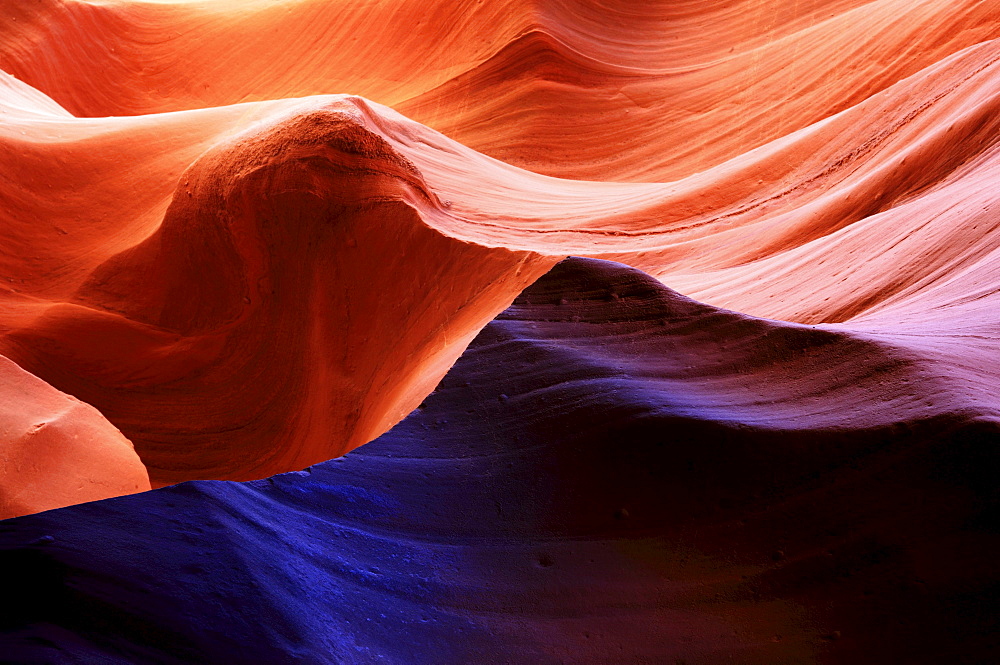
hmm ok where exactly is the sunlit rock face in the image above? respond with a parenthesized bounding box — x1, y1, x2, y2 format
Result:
(0, 1, 998, 662)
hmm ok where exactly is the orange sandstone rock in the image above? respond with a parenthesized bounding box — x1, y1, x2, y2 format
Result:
(0, 355, 149, 519)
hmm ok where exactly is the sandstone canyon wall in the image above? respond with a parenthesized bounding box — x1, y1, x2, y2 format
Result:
(0, 1, 998, 663)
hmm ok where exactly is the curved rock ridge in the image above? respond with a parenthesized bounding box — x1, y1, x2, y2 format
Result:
(2, 0, 998, 180)
(0, 2, 999, 659)
(0, 354, 149, 520)
(0, 95, 557, 486)
(3, 44, 1000, 488)
(0, 259, 995, 663)
(382, 41, 1000, 325)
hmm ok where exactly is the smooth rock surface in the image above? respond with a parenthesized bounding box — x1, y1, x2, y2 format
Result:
(0, 259, 996, 663)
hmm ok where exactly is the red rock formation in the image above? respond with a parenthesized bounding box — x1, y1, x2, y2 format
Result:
(0, 89, 554, 486)
(1, 1, 999, 661)
(0, 355, 149, 519)
(2, 0, 998, 182)
(0, 0, 998, 522)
